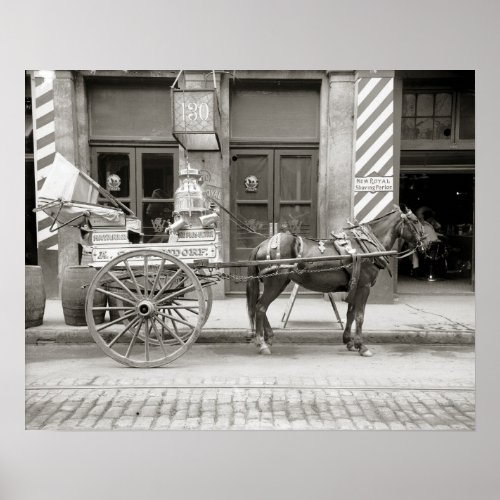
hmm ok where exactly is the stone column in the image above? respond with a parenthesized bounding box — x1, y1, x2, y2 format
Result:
(324, 71, 356, 233)
(180, 71, 226, 299)
(53, 71, 81, 294)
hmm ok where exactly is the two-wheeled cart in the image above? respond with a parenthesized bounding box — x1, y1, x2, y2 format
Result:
(37, 153, 396, 368)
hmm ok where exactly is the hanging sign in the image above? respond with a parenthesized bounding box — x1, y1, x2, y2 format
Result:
(354, 176, 393, 192)
(172, 89, 221, 151)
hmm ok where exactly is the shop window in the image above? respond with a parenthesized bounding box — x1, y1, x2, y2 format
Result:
(402, 92, 453, 141)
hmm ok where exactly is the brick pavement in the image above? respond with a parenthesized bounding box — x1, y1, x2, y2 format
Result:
(25, 385, 475, 431)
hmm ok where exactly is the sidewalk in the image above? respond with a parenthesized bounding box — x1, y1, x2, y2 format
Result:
(26, 293, 475, 345)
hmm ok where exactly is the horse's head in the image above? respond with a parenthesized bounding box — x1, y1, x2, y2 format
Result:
(397, 204, 428, 252)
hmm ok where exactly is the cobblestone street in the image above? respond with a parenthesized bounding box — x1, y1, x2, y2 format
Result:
(25, 343, 475, 430)
(26, 385, 475, 431)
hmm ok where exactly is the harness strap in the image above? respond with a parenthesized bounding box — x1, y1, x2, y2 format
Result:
(345, 249, 362, 304)
(354, 225, 392, 277)
(296, 235, 303, 258)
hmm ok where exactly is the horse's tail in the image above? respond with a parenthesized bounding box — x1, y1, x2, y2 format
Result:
(246, 246, 260, 332)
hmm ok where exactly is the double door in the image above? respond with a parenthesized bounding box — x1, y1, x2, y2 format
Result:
(230, 148, 318, 291)
(91, 147, 178, 241)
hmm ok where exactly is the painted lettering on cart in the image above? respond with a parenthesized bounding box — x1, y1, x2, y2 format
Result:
(94, 245, 216, 262)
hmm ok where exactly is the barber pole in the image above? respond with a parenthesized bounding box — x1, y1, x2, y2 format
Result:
(31, 71, 58, 250)
(353, 75, 395, 223)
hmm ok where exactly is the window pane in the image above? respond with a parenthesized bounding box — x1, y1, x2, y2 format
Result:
(401, 118, 416, 140)
(235, 204, 269, 249)
(416, 94, 434, 116)
(459, 93, 475, 140)
(279, 156, 312, 201)
(435, 93, 452, 116)
(279, 204, 313, 237)
(402, 94, 416, 117)
(142, 153, 174, 199)
(416, 118, 433, 139)
(143, 201, 174, 242)
(434, 117, 452, 140)
(97, 153, 130, 197)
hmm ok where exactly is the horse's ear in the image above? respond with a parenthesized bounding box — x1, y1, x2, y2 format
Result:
(399, 202, 410, 213)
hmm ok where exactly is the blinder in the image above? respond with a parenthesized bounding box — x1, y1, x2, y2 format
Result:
(398, 209, 426, 252)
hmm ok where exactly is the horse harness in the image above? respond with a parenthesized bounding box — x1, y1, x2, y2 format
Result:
(330, 224, 391, 303)
(261, 227, 386, 303)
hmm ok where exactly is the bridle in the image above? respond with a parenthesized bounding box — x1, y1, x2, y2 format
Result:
(344, 207, 427, 259)
(397, 208, 427, 256)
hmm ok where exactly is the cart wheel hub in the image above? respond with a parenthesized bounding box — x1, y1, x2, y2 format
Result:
(137, 300, 155, 317)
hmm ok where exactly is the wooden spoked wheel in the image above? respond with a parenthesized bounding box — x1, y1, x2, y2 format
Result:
(104, 271, 214, 347)
(85, 250, 206, 368)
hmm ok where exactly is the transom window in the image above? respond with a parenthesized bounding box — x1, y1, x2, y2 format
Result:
(402, 92, 453, 141)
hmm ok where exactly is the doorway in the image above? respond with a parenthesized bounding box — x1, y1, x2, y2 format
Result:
(229, 148, 318, 291)
(398, 171, 474, 293)
(91, 147, 178, 242)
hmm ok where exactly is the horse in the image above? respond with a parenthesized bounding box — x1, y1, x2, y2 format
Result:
(246, 204, 428, 357)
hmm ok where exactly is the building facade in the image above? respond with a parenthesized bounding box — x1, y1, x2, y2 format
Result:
(25, 70, 475, 302)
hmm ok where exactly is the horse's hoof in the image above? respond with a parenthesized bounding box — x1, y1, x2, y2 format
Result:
(359, 347, 373, 357)
(259, 346, 271, 355)
(346, 343, 356, 351)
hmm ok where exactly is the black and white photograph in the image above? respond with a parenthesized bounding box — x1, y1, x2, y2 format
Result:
(4, 1, 500, 499)
(25, 68, 475, 431)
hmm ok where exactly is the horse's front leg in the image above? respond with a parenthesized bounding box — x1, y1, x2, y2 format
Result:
(352, 285, 373, 357)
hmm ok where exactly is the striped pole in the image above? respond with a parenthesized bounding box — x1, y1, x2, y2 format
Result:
(353, 75, 395, 223)
(31, 71, 58, 250)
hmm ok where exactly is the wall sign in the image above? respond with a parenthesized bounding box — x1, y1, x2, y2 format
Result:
(172, 89, 221, 151)
(354, 176, 393, 192)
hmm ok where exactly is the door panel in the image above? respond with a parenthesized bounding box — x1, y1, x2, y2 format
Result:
(229, 148, 318, 292)
(275, 150, 317, 238)
(230, 150, 273, 269)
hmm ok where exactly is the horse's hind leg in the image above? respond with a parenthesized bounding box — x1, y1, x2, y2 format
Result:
(343, 302, 356, 350)
(255, 275, 290, 355)
(352, 285, 373, 357)
(263, 316, 274, 345)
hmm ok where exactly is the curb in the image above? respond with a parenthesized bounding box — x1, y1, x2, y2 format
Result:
(25, 327, 475, 345)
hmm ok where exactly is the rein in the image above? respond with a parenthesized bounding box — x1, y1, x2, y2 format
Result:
(209, 196, 425, 257)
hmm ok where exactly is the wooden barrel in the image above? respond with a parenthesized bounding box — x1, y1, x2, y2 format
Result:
(61, 266, 106, 326)
(25, 266, 46, 328)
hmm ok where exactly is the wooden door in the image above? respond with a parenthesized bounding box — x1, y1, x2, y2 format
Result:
(229, 148, 318, 292)
(91, 147, 178, 241)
